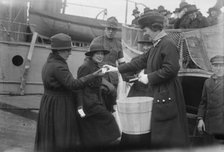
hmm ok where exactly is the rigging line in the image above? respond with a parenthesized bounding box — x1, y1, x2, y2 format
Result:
(66, 2, 106, 10)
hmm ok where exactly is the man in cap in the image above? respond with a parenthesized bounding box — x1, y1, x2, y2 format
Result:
(207, 7, 222, 26)
(175, 3, 208, 29)
(197, 55, 224, 139)
(173, 1, 191, 28)
(90, 16, 125, 89)
(131, 8, 140, 26)
(103, 11, 189, 148)
(181, 5, 208, 29)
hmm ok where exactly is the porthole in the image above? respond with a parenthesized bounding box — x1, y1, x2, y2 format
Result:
(12, 55, 24, 66)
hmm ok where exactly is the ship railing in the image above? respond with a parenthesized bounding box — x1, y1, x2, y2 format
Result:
(0, 19, 35, 42)
(121, 24, 224, 78)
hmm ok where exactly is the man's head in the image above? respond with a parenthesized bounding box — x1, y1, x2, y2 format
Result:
(104, 17, 119, 39)
(178, 1, 191, 18)
(210, 55, 224, 76)
(208, 7, 221, 18)
(185, 5, 199, 20)
(132, 8, 140, 18)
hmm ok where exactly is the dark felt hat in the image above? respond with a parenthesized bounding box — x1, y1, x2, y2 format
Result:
(85, 42, 109, 56)
(138, 11, 164, 29)
(210, 55, 224, 64)
(132, 8, 140, 15)
(185, 5, 199, 15)
(103, 16, 120, 30)
(50, 33, 74, 50)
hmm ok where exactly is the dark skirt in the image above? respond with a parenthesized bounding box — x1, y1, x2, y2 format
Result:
(35, 92, 80, 152)
(78, 105, 120, 148)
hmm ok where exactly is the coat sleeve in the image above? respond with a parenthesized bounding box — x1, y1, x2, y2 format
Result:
(53, 63, 95, 90)
(197, 80, 208, 119)
(118, 52, 148, 73)
(147, 41, 180, 85)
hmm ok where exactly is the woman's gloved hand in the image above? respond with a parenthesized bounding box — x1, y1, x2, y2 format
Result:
(103, 64, 118, 72)
(138, 70, 149, 84)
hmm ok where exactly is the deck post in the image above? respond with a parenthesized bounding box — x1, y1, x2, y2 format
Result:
(20, 32, 38, 95)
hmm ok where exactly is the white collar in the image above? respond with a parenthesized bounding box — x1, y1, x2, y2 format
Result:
(153, 30, 167, 47)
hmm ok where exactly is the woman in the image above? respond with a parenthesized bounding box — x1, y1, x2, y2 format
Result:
(104, 11, 189, 148)
(77, 42, 120, 149)
(34, 33, 102, 152)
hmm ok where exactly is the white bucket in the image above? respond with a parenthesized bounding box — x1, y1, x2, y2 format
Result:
(117, 97, 153, 135)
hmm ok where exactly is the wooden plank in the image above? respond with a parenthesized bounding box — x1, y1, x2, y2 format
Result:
(20, 32, 38, 95)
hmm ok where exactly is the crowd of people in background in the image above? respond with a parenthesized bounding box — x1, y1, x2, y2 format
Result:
(131, 1, 223, 29)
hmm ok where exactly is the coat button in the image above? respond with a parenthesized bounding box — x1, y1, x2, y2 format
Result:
(157, 100, 160, 102)
(162, 99, 165, 102)
(168, 98, 171, 100)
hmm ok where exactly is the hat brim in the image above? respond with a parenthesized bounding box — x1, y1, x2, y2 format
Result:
(85, 49, 110, 56)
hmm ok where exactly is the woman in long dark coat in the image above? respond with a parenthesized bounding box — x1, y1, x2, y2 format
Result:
(34, 33, 102, 152)
(77, 42, 120, 149)
(104, 12, 189, 148)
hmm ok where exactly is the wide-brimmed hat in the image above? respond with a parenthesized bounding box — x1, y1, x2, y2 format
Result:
(50, 33, 74, 50)
(102, 16, 120, 30)
(185, 5, 199, 15)
(132, 8, 140, 15)
(178, 1, 191, 12)
(138, 11, 164, 29)
(85, 42, 110, 56)
(210, 55, 224, 64)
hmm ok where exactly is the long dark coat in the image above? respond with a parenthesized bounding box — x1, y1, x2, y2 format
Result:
(77, 59, 120, 148)
(35, 53, 96, 152)
(118, 35, 189, 148)
(197, 75, 224, 134)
